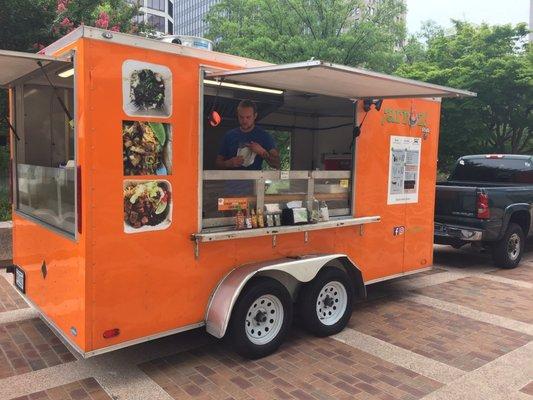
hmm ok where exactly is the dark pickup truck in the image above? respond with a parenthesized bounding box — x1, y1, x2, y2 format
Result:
(435, 154, 533, 268)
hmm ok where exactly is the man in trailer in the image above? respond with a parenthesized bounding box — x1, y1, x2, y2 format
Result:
(216, 100, 280, 171)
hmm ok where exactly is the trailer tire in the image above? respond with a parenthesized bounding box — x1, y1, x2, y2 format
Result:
(226, 277, 292, 359)
(492, 223, 524, 269)
(297, 267, 353, 337)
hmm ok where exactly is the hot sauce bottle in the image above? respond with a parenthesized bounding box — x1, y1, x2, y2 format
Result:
(235, 206, 245, 230)
(251, 208, 258, 228)
(257, 208, 265, 228)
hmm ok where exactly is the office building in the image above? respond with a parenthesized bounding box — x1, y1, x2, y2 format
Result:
(129, 0, 175, 34)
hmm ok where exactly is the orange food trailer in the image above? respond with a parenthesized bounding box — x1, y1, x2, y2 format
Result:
(0, 27, 474, 359)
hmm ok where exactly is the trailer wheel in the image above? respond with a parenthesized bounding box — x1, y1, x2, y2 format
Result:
(492, 223, 524, 269)
(227, 277, 292, 359)
(298, 267, 353, 337)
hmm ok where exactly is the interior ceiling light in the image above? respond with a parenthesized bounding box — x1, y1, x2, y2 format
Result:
(57, 67, 74, 78)
(203, 79, 283, 95)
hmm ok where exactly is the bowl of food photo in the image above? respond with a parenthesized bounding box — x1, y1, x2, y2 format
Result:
(122, 60, 172, 118)
(123, 180, 172, 233)
(123, 121, 172, 176)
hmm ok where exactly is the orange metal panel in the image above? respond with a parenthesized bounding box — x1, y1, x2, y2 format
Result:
(11, 39, 90, 351)
(402, 99, 441, 272)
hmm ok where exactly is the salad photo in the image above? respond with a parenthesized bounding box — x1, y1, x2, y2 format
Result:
(124, 180, 172, 232)
(123, 121, 172, 176)
(130, 69, 165, 111)
(122, 60, 172, 117)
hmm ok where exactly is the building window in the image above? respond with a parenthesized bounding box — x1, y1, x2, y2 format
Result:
(168, 20, 173, 34)
(147, 0, 165, 11)
(146, 13, 166, 32)
(168, 0, 173, 18)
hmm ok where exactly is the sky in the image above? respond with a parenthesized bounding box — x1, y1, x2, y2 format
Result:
(405, 0, 531, 33)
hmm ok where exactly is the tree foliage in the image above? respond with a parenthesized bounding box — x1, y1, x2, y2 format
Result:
(206, 0, 406, 73)
(0, 0, 146, 221)
(0, 0, 144, 53)
(397, 21, 532, 171)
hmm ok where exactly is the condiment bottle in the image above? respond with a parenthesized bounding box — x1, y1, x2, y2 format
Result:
(235, 206, 245, 230)
(251, 208, 258, 228)
(245, 209, 253, 229)
(257, 208, 265, 228)
(319, 201, 329, 221)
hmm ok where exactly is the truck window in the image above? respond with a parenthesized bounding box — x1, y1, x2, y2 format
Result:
(13, 63, 77, 237)
(450, 158, 533, 184)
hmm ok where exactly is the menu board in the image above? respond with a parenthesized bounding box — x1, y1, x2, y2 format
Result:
(387, 136, 421, 205)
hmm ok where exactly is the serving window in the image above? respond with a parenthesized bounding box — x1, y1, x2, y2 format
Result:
(11, 60, 77, 237)
(200, 72, 355, 232)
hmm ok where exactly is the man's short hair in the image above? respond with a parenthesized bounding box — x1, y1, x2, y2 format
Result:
(237, 100, 257, 114)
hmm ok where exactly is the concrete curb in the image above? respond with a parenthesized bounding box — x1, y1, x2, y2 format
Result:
(0, 220, 12, 262)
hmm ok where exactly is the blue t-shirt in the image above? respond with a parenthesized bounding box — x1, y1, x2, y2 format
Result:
(218, 126, 275, 170)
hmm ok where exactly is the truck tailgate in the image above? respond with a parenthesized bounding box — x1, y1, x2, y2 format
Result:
(435, 184, 478, 218)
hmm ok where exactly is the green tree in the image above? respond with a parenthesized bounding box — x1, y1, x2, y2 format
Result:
(0, 0, 146, 220)
(0, 0, 56, 52)
(397, 21, 532, 171)
(205, 0, 406, 73)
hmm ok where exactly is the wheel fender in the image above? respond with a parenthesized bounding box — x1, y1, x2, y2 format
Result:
(501, 204, 532, 238)
(205, 254, 364, 338)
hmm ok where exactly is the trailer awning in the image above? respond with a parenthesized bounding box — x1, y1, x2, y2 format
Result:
(0, 50, 70, 88)
(206, 60, 476, 99)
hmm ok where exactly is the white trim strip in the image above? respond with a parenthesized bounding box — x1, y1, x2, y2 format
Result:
(365, 266, 433, 285)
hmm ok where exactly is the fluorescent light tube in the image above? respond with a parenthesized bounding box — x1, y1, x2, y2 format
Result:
(57, 68, 74, 78)
(203, 79, 283, 95)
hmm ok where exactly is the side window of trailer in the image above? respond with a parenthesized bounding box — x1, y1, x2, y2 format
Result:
(13, 62, 77, 237)
(201, 72, 354, 231)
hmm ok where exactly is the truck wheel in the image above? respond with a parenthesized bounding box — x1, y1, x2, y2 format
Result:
(297, 267, 354, 337)
(227, 277, 292, 359)
(492, 223, 524, 269)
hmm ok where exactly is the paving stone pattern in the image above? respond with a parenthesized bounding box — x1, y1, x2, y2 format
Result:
(0, 275, 28, 313)
(487, 263, 533, 283)
(0, 318, 76, 379)
(348, 298, 532, 372)
(140, 333, 442, 400)
(519, 381, 533, 396)
(9, 378, 111, 400)
(415, 276, 533, 324)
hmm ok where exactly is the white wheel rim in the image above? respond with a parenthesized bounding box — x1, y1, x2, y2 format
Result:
(508, 233, 520, 260)
(316, 281, 347, 326)
(245, 294, 284, 345)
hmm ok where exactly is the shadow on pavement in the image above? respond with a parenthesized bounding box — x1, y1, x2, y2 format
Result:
(433, 237, 533, 268)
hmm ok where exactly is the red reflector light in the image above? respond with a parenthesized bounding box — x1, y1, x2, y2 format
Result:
(485, 154, 504, 159)
(477, 193, 490, 219)
(103, 328, 120, 339)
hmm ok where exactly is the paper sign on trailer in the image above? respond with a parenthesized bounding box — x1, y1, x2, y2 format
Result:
(388, 135, 422, 205)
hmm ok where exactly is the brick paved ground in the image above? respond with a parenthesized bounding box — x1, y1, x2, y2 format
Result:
(9, 378, 110, 400)
(348, 297, 531, 371)
(141, 333, 442, 400)
(0, 318, 76, 379)
(519, 381, 533, 396)
(415, 276, 533, 324)
(1, 245, 532, 400)
(487, 263, 533, 283)
(0, 275, 28, 313)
